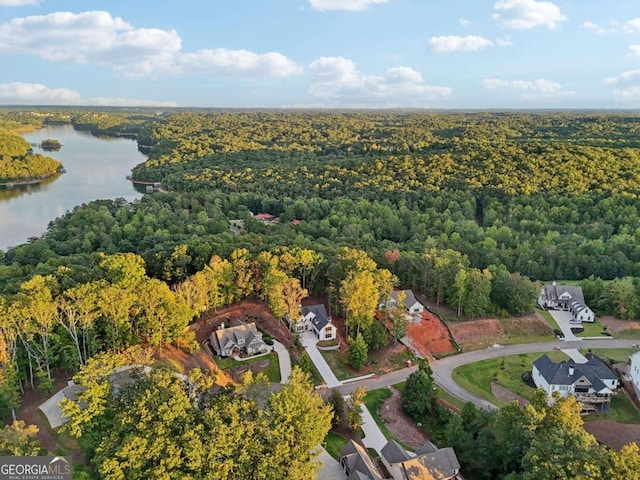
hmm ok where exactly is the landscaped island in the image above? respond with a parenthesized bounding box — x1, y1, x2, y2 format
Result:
(0, 129, 63, 185)
(40, 138, 62, 151)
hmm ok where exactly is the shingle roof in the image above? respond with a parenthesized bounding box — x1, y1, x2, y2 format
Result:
(400, 447, 460, 480)
(301, 304, 330, 331)
(533, 354, 615, 393)
(390, 289, 422, 310)
(415, 441, 439, 456)
(543, 284, 586, 304)
(381, 439, 410, 465)
(210, 321, 261, 355)
(339, 440, 383, 480)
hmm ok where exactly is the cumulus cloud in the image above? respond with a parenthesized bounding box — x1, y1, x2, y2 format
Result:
(496, 36, 512, 46)
(482, 78, 575, 98)
(459, 17, 471, 27)
(308, 56, 451, 107)
(604, 70, 640, 100)
(493, 0, 566, 29)
(177, 49, 301, 77)
(582, 21, 610, 35)
(429, 35, 494, 53)
(624, 18, 640, 33)
(0, 10, 300, 77)
(629, 45, 640, 57)
(309, 0, 389, 11)
(0, 82, 177, 106)
(0, 0, 38, 5)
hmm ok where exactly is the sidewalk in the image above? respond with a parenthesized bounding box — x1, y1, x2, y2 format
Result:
(273, 340, 292, 383)
(301, 331, 342, 388)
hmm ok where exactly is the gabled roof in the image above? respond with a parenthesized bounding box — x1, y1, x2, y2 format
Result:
(415, 441, 439, 456)
(533, 354, 615, 393)
(301, 304, 331, 331)
(543, 284, 586, 303)
(381, 439, 410, 465)
(339, 440, 384, 480)
(400, 447, 461, 480)
(210, 321, 262, 354)
(390, 289, 421, 309)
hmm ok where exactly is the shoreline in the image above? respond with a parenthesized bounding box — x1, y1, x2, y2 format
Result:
(0, 171, 63, 188)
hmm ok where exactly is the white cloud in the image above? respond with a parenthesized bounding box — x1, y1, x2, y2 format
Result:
(308, 56, 451, 107)
(459, 17, 471, 27)
(582, 21, 609, 35)
(177, 49, 301, 77)
(429, 35, 494, 53)
(0, 82, 177, 106)
(624, 18, 640, 33)
(0, 10, 299, 78)
(483, 77, 563, 93)
(309, 0, 389, 11)
(630, 45, 640, 57)
(604, 70, 640, 100)
(493, 0, 566, 29)
(496, 36, 512, 46)
(0, 0, 38, 5)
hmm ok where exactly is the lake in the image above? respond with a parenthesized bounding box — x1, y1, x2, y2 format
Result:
(0, 124, 146, 251)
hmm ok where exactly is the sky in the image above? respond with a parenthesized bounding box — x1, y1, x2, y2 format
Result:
(0, 0, 640, 108)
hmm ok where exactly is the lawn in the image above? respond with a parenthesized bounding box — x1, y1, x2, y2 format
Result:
(588, 348, 638, 364)
(499, 317, 554, 345)
(363, 387, 414, 452)
(320, 346, 414, 381)
(537, 309, 561, 332)
(320, 350, 356, 381)
(575, 319, 608, 338)
(215, 353, 281, 383)
(453, 351, 569, 406)
(584, 392, 640, 424)
(323, 431, 348, 460)
(615, 329, 640, 340)
(291, 352, 324, 386)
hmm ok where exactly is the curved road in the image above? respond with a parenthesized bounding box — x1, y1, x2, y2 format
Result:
(338, 339, 639, 410)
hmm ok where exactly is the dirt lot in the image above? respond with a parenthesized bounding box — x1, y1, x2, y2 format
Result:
(379, 387, 429, 449)
(599, 316, 640, 334)
(584, 420, 640, 450)
(448, 315, 552, 351)
(404, 310, 458, 359)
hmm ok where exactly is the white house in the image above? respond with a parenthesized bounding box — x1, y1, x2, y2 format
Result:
(629, 351, 640, 398)
(290, 304, 336, 341)
(532, 354, 618, 412)
(538, 282, 595, 323)
(209, 320, 268, 357)
(380, 289, 424, 315)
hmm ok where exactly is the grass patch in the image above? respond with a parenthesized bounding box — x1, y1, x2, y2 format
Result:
(434, 384, 467, 411)
(537, 309, 561, 332)
(588, 348, 638, 364)
(584, 392, 640, 424)
(215, 353, 281, 383)
(363, 387, 414, 452)
(615, 329, 640, 339)
(319, 350, 357, 381)
(292, 352, 324, 386)
(323, 431, 348, 460)
(499, 317, 554, 345)
(575, 319, 607, 337)
(453, 351, 569, 406)
(367, 447, 379, 459)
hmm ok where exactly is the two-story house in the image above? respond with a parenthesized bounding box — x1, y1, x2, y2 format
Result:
(538, 282, 595, 322)
(288, 304, 337, 341)
(209, 320, 268, 357)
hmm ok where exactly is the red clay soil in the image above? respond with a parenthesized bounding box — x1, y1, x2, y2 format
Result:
(405, 311, 457, 359)
(379, 387, 429, 449)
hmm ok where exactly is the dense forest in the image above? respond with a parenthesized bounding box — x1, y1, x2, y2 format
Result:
(3, 109, 640, 478)
(0, 129, 61, 182)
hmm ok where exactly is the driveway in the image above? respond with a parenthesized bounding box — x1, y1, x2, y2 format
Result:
(360, 403, 388, 454)
(548, 309, 579, 340)
(300, 331, 342, 388)
(272, 340, 292, 383)
(339, 339, 640, 410)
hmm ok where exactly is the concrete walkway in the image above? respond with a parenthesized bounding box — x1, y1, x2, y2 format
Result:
(316, 447, 344, 480)
(301, 331, 342, 388)
(360, 403, 388, 454)
(562, 348, 588, 363)
(273, 340, 292, 383)
(548, 309, 580, 341)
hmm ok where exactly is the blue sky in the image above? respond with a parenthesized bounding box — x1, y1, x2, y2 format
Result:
(1, 0, 640, 108)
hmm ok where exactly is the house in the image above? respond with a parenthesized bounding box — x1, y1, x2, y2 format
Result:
(209, 320, 268, 357)
(381, 440, 464, 480)
(339, 440, 385, 480)
(629, 351, 640, 398)
(532, 354, 619, 412)
(290, 304, 337, 340)
(538, 282, 595, 322)
(380, 289, 424, 315)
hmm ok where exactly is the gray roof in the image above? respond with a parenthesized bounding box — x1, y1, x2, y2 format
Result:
(400, 447, 461, 480)
(533, 354, 616, 392)
(543, 284, 586, 304)
(301, 304, 331, 331)
(339, 440, 383, 480)
(415, 441, 439, 456)
(210, 320, 261, 355)
(381, 439, 410, 465)
(391, 289, 421, 309)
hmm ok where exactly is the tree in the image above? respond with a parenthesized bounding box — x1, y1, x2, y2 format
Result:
(402, 359, 437, 419)
(362, 320, 388, 351)
(0, 421, 42, 456)
(346, 386, 366, 435)
(390, 307, 408, 346)
(346, 335, 368, 370)
(327, 388, 345, 427)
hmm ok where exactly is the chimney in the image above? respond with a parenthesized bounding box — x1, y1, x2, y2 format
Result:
(568, 366, 574, 376)
(219, 322, 225, 330)
(552, 280, 557, 286)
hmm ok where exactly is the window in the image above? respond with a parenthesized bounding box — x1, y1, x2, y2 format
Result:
(325, 332, 333, 340)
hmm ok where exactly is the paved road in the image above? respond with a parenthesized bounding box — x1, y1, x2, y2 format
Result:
(338, 339, 640, 410)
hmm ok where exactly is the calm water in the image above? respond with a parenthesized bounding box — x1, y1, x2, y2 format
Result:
(0, 124, 146, 251)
